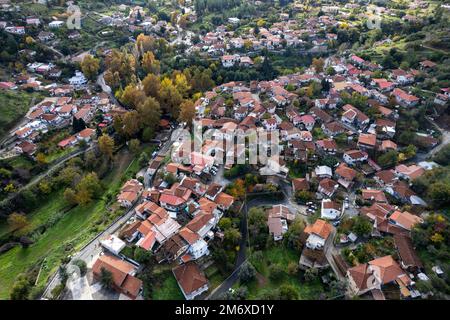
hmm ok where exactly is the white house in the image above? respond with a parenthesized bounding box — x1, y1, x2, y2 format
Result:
(49, 20, 65, 29)
(100, 235, 126, 256)
(343, 150, 368, 165)
(69, 71, 87, 87)
(321, 199, 342, 220)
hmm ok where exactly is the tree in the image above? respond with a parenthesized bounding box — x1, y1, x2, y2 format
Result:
(7, 213, 29, 232)
(312, 57, 325, 73)
(283, 218, 305, 250)
(73, 259, 87, 276)
(138, 97, 161, 134)
(142, 73, 161, 98)
(304, 267, 319, 282)
(224, 228, 241, 247)
(403, 144, 417, 159)
(122, 111, 142, 138)
(80, 54, 100, 80)
(74, 188, 92, 206)
(141, 51, 160, 74)
(239, 262, 256, 283)
(98, 134, 115, 160)
(99, 267, 114, 289)
(218, 217, 233, 230)
(174, 73, 191, 98)
(178, 100, 195, 128)
(269, 264, 285, 281)
(77, 173, 102, 199)
(352, 216, 373, 237)
(295, 190, 314, 204)
(36, 152, 47, 166)
(38, 181, 52, 195)
(287, 262, 298, 275)
(279, 284, 299, 300)
(158, 78, 183, 118)
(120, 84, 146, 109)
(377, 150, 398, 168)
(129, 139, 140, 154)
(10, 274, 31, 300)
(138, 151, 150, 167)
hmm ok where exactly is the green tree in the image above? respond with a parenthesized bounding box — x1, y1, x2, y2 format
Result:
(7, 213, 29, 232)
(99, 268, 114, 289)
(81, 54, 100, 80)
(98, 134, 115, 160)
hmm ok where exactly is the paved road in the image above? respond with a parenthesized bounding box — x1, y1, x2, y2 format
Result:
(41, 128, 179, 299)
(206, 193, 293, 300)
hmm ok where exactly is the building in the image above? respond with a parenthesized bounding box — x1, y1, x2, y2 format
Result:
(172, 262, 208, 300)
(92, 254, 142, 299)
(321, 199, 342, 220)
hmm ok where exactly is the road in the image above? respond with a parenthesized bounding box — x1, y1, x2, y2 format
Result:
(0, 146, 94, 213)
(415, 117, 450, 162)
(206, 191, 298, 300)
(41, 127, 180, 299)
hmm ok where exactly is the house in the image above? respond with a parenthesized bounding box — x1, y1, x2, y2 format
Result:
(92, 254, 142, 299)
(221, 55, 239, 68)
(379, 140, 398, 152)
(76, 128, 96, 143)
(316, 139, 337, 154)
(159, 183, 192, 212)
(204, 183, 223, 201)
(5, 26, 25, 35)
(361, 189, 387, 203)
(318, 178, 339, 198)
(117, 179, 143, 208)
(15, 140, 37, 155)
(267, 205, 294, 241)
(374, 169, 396, 187)
(322, 121, 345, 136)
(263, 117, 278, 131)
(292, 178, 309, 193)
(172, 262, 208, 300)
(419, 60, 436, 70)
(357, 133, 377, 150)
(346, 255, 411, 297)
(299, 219, 334, 269)
(343, 150, 368, 165)
(341, 104, 369, 128)
(390, 69, 414, 85)
(304, 219, 333, 250)
(179, 227, 210, 261)
(315, 166, 332, 179)
(14, 127, 33, 139)
(389, 210, 423, 231)
(298, 115, 315, 131)
(38, 31, 54, 42)
(321, 199, 342, 220)
(100, 235, 126, 256)
(26, 17, 40, 26)
(395, 164, 425, 181)
(185, 211, 216, 239)
(49, 20, 65, 28)
(214, 192, 234, 211)
(393, 234, 423, 271)
(69, 71, 88, 87)
(392, 88, 420, 107)
(58, 136, 77, 149)
(335, 163, 357, 189)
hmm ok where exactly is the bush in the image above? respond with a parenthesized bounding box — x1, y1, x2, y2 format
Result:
(239, 262, 256, 284)
(72, 259, 87, 277)
(268, 264, 285, 281)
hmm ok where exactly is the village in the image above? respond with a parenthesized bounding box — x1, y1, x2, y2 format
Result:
(0, 0, 449, 302)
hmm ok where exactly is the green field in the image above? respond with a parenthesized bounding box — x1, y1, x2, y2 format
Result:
(0, 90, 44, 138)
(0, 151, 135, 299)
(246, 246, 324, 300)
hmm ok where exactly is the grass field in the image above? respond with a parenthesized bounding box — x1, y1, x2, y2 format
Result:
(0, 150, 135, 299)
(0, 90, 44, 138)
(246, 246, 324, 300)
